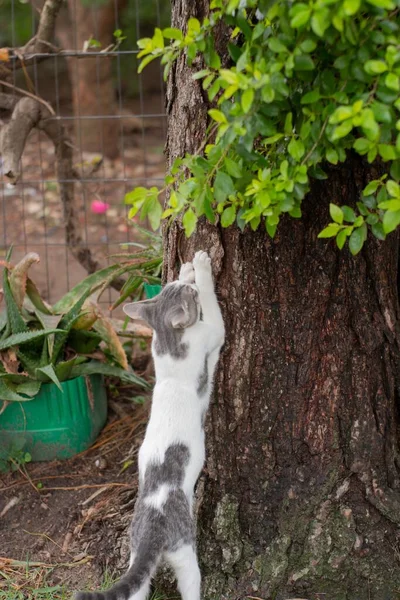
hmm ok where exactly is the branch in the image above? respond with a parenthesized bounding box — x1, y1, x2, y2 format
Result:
(34, 0, 64, 54)
(0, 0, 64, 74)
(0, 97, 125, 285)
(0, 98, 41, 182)
(0, 93, 18, 113)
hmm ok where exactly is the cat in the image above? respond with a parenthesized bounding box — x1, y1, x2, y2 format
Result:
(74, 250, 225, 600)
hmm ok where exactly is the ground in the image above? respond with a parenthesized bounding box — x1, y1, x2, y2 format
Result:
(0, 386, 151, 599)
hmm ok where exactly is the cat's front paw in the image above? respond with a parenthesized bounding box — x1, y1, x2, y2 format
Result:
(193, 251, 212, 282)
(179, 262, 195, 283)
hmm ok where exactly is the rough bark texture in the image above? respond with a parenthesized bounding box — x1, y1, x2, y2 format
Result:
(164, 1, 400, 598)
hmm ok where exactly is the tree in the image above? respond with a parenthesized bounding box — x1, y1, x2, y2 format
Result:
(125, 1, 400, 598)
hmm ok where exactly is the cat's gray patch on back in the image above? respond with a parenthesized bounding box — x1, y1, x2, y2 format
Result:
(154, 330, 188, 360)
(142, 443, 190, 496)
(197, 354, 209, 396)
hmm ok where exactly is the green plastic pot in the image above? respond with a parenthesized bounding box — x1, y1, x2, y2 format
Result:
(0, 374, 107, 461)
(144, 283, 162, 299)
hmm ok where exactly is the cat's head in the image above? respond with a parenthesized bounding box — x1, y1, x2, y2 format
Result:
(123, 282, 200, 331)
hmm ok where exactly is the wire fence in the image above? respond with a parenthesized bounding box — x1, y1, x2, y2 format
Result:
(0, 0, 168, 310)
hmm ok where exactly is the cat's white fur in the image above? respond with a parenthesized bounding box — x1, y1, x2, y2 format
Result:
(130, 250, 224, 600)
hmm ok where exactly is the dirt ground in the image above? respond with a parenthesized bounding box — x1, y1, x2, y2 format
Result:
(0, 388, 150, 596)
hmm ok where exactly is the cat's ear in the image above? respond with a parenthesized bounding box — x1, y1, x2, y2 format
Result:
(123, 298, 157, 324)
(168, 305, 192, 329)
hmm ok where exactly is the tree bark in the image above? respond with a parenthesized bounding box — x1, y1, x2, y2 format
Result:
(56, 0, 125, 159)
(164, 1, 400, 599)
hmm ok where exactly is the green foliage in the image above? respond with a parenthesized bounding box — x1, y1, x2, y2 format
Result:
(0, 435, 31, 473)
(125, 0, 400, 254)
(0, 0, 34, 46)
(0, 251, 148, 409)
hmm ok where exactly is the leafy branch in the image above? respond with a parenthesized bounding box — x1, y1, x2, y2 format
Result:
(125, 0, 400, 254)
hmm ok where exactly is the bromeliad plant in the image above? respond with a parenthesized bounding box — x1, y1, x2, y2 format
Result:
(125, 0, 400, 255)
(0, 250, 149, 411)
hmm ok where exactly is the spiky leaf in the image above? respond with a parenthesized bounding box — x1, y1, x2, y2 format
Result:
(93, 315, 129, 370)
(9, 253, 40, 309)
(35, 364, 63, 390)
(0, 379, 33, 402)
(69, 360, 149, 388)
(3, 268, 27, 334)
(52, 265, 124, 313)
(0, 329, 64, 352)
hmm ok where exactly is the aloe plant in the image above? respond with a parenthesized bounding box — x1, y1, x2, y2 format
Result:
(0, 250, 149, 410)
(109, 225, 162, 309)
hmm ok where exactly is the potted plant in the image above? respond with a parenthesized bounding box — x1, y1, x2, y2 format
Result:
(0, 250, 149, 462)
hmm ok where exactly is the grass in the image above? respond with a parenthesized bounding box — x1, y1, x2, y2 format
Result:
(0, 564, 171, 600)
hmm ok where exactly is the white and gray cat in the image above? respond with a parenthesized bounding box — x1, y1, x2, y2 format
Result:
(74, 250, 225, 600)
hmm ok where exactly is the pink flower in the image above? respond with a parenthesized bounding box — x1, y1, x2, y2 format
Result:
(91, 200, 110, 214)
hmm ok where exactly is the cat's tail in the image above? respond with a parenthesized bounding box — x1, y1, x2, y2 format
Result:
(73, 551, 158, 600)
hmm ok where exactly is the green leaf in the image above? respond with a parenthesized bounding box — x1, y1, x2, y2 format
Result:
(301, 90, 321, 104)
(311, 9, 331, 37)
(290, 4, 312, 28)
(241, 89, 255, 114)
(0, 329, 63, 352)
(35, 364, 63, 391)
(294, 55, 315, 71)
(331, 120, 353, 141)
(329, 106, 353, 124)
(300, 39, 317, 53)
(343, 0, 361, 15)
(0, 379, 33, 402)
(383, 209, 400, 234)
(326, 148, 339, 165)
(147, 197, 163, 231)
(318, 224, 340, 238)
(330, 204, 344, 224)
(224, 158, 242, 178)
(214, 171, 235, 203)
(288, 138, 305, 161)
(208, 109, 227, 124)
(266, 222, 277, 238)
(3, 268, 27, 335)
(221, 206, 237, 227)
(342, 206, 356, 222)
(363, 180, 380, 196)
(353, 138, 371, 155)
(336, 229, 348, 249)
(372, 102, 392, 124)
(385, 73, 400, 92)
(387, 180, 400, 198)
(378, 144, 397, 161)
(163, 27, 183, 41)
(349, 225, 366, 255)
(69, 360, 149, 388)
(371, 222, 386, 240)
(182, 209, 198, 237)
(53, 265, 123, 313)
(268, 38, 287, 53)
(364, 60, 388, 75)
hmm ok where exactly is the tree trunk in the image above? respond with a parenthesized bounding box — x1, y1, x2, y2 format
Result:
(164, 2, 400, 599)
(56, 0, 124, 159)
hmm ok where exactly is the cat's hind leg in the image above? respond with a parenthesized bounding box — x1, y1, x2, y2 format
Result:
(165, 544, 201, 600)
(127, 578, 151, 600)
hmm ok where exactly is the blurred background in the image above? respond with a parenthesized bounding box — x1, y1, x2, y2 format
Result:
(0, 0, 169, 308)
